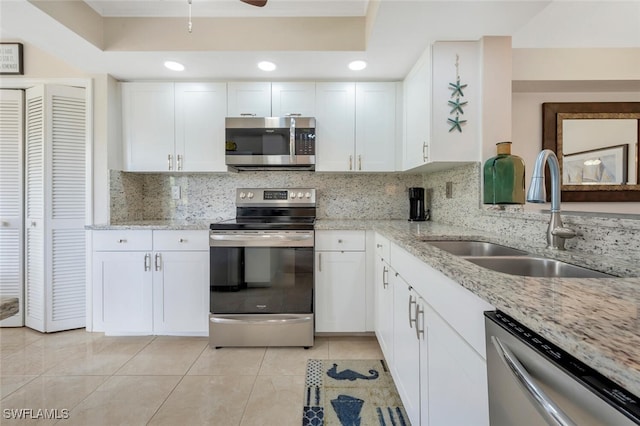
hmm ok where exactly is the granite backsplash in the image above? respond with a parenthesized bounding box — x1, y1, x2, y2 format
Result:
(110, 170, 424, 223)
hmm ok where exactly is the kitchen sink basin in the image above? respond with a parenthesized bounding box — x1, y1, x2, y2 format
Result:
(464, 256, 614, 278)
(425, 240, 528, 257)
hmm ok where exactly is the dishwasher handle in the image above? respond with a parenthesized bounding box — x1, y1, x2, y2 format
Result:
(491, 336, 578, 426)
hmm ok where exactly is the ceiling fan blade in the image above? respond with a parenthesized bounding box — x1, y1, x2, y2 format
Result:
(240, 0, 267, 7)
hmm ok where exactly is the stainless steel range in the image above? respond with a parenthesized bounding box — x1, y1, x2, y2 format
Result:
(208, 188, 316, 348)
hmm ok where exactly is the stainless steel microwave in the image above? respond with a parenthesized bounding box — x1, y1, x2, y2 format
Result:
(225, 117, 316, 171)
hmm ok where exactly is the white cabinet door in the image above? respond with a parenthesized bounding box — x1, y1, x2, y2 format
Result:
(315, 82, 356, 171)
(315, 250, 366, 332)
(174, 82, 227, 172)
(271, 82, 315, 117)
(355, 82, 396, 171)
(227, 82, 271, 117)
(153, 250, 209, 335)
(95, 251, 153, 335)
(374, 254, 394, 365)
(429, 40, 480, 163)
(122, 82, 175, 171)
(391, 271, 421, 426)
(403, 48, 431, 170)
(426, 303, 490, 426)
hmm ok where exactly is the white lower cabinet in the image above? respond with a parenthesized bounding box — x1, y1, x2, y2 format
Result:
(423, 303, 489, 426)
(391, 270, 421, 426)
(314, 230, 367, 332)
(92, 230, 209, 335)
(374, 242, 394, 364)
(96, 250, 153, 334)
(375, 233, 492, 426)
(152, 250, 209, 334)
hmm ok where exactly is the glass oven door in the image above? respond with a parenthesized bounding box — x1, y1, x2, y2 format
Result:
(209, 230, 314, 315)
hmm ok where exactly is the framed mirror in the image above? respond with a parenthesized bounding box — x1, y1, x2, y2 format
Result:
(542, 102, 640, 202)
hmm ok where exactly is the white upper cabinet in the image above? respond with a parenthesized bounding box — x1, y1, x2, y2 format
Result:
(122, 82, 175, 172)
(429, 41, 480, 163)
(228, 82, 316, 117)
(402, 40, 481, 171)
(122, 82, 227, 172)
(174, 82, 227, 172)
(271, 82, 316, 117)
(316, 82, 396, 172)
(403, 48, 431, 170)
(315, 82, 356, 171)
(227, 82, 271, 117)
(355, 82, 397, 171)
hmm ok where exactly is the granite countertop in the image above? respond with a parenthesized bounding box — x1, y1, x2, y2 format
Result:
(89, 218, 640, 396)
(317, 219, 640, 398)
(86, 220, 219, 230)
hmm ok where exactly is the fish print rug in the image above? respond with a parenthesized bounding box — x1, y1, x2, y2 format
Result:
(302, 359, 409, 426)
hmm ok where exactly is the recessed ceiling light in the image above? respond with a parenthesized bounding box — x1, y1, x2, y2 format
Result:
(258, 61, 276, 72)
(164, 61, 185, 71)
(348, 60, 367, 71)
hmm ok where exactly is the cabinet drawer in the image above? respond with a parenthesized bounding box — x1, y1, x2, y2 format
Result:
(93, 230, 152, 251)
(315, 230, 365, 251)
(153, 230, 209, 251)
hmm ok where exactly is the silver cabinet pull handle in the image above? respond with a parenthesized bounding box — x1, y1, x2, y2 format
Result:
(408, 293, 416, 328)
(422, 141, 428, 162)
(376, 244, 382, 248)
(349, 155, 353, 171)
(491, 336, 577, 426)
(154, 253, 161, 271)
(168, 154, 173, 171)
(318, 253, 322, 272)
(118, 239, 127, 243)
(177, 154, 183, 171)
(382, 266, 388, 289)
(144, 253, 151, 271)
(178, 238, 186, 243)
(285, 113, 302, 117)
(358, 154, 362, 171)
(415, 303, 424, 340)
(240, 113, 256, 117)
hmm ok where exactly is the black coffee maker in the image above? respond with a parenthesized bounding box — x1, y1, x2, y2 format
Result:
(408, 187, 428, 222)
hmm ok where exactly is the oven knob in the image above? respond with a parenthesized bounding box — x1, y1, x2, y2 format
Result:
(297, 192, 304, 199)
(291, 192, 297, 199)
(247, 192, 254, 199)
(239, 192, 246, 199)
(305, 192, 311, 199)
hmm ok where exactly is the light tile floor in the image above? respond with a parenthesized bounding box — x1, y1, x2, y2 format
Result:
(0, 328, 383, 425)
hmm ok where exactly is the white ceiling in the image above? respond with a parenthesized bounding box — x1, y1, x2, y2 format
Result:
(1, 0, 639, 81)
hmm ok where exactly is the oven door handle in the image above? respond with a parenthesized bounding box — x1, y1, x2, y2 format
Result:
(491, 336, 577, 426)
(210, 316, 313, 325)
(210, 233, 313, 247)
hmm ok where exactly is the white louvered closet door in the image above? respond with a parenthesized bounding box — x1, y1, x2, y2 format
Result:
(25, 85, 87, 332)
(0, 89, 24, 326)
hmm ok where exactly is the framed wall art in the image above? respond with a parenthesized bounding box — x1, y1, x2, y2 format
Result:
(0, 43, 24, 75)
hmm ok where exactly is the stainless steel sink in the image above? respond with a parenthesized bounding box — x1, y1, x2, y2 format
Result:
(464, 256, 614, 278)
(425, 240, 528, 257)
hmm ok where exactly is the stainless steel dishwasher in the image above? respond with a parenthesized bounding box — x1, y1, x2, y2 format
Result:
(485, 311, 640, 425)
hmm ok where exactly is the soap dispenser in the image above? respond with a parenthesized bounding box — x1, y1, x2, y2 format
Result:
(483, 141, 526, 205)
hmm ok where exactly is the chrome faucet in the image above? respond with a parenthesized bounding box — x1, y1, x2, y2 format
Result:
(527, 149, 576, 250)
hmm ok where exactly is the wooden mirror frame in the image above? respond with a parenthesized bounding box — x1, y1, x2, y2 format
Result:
(542, 102, 640, 202)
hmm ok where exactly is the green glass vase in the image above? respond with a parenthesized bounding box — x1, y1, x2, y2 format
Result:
(483, 141, 525, 205)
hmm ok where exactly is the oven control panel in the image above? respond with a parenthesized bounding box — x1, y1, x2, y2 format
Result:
(236, 188, 316, 206)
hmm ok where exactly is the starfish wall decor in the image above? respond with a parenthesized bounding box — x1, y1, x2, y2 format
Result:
(447, 54, 468, 133)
